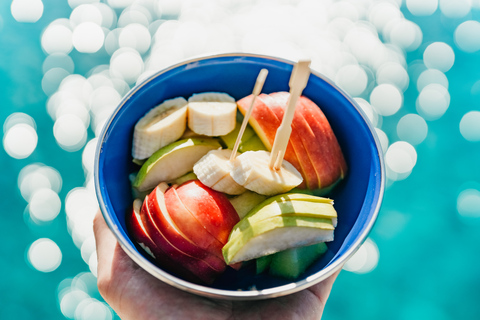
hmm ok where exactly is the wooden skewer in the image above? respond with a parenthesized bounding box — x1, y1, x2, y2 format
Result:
(230, 68, 269, 161)
(269, 60, 311, 170)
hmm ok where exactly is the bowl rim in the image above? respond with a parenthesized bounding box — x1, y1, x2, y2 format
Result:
(94, 52, 385, 300)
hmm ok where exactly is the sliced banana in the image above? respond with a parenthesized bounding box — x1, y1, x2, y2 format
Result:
(193, 149, 246, 195)
(187, 92, 237, 136)
(132, 97, 188, 160)
(230, 150, 303, 196)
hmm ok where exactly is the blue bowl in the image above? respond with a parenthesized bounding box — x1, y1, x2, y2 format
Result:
(95, 53, 385, 300)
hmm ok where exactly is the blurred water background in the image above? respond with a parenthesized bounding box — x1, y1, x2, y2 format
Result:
(1, 0, 480, 319)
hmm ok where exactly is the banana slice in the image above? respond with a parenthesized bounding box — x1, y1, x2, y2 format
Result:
(193, 149, 246, 195)
(133, 97, 188, 160)
(187, 92, 237, 136)
(230, 150, 303, 196)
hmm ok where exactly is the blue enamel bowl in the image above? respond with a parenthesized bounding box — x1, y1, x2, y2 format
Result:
(94, 53, 385, 300)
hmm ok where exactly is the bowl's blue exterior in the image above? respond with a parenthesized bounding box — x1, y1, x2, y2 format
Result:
(95, 53, 384, 299)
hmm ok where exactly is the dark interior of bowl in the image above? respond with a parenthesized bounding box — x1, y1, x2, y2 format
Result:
(96, 54, 383, 292)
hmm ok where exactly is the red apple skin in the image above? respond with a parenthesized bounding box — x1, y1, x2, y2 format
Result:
(174, 180, 240, 245)
(128, 198, 208, 284)
(237, 95, 304, 188)
(297, 95, 348, 187)
(261, 93, 318, 190)
(164, 185, 225, 260)
(145, 186, 227, 274)
(128, 199, 159, 259)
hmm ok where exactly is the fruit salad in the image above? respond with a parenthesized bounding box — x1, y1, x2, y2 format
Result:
(127, 91, 347, 284)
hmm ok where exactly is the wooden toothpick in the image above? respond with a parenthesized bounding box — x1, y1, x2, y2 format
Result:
(269, 60, 311, 170)
(230, 68, 269, 161)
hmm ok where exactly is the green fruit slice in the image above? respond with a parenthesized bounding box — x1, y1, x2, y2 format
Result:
(269, 242, 328, 280)
(256, 255, 272, 274)
(133, 138, 221, 191)
(227, 198, 337, 242)
(222, 215, 334, 264)
(229, 191, 267, 219)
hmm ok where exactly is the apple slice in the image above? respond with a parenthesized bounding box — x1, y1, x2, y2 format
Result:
(261, 93, 318, 190)
(222, 215, 334, 265)
(133, 138, 222, 191)
(297, 95, 348, 187)
(227, 196, 337, 242)
(229, 190, 267, 219)
(237, 95, 303, 178)
(128, 198, 159, 260)
(175, 180, 240, 245)
(269, 242, 328, 279)
(164, 185, 225, 260)
(145, 183, 226, 273)
(219, 120, 256, 149)
(166, 172, 197, 186)
(128, 198, 208, 283)
(238, 134, 266, 152)
(141, 195, 221, 284)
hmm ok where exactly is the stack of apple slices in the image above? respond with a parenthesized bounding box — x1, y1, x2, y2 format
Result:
(222, 193, 337, 265)
(128, 181, 239, 284)
(237, 92, 348, 192)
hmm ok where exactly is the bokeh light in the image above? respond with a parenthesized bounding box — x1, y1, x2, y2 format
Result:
(416, 83, 450, 120)
(457, 188, 480, 220)
(423, 42, 454, 73)
(28, 188, 62, 222)
(397, 114, 428, 145)
(41, 22, 74, 54)
(370, 83, 403, 116)
(335, 64, 368, 97)
(11, 0, 44, 23)
(439, 0, 471, 18)
(43, 53, 75, 74)
(110, 48, 144, 84)
(3, 123, 38, 159)
(72, 22, 105, 53)
(454, 21, 480, 53)
(53, 114, 88, 151)
(385, 141, 417, 180)
(376, 62, 409, 92)
(343, 238, 379, 274)
(406, 0, 438, 16)
(27, 238, 62, 272)
(70, 4, 103, 27)
(18, 164, 62, 202)
(386, 19, 423, 52)
(459, 111, 480, 142)
(118, 23, 152, 54)
(416, 69, 449, 92)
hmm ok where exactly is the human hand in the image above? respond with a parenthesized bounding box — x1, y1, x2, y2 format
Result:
(93, 211, 341, 320)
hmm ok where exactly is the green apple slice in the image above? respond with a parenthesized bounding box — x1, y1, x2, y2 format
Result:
(238, 135, 266, 152)
(227, 196, 337, 242)
(229, 190, 267, 219)
(220, 121, 256, 149)
(133, 138, 221, 191)
(167, 171, 198, 185)
(222, 215, 334, 264)
(247, 193, 334, 218)
(269, 242, 328, 279)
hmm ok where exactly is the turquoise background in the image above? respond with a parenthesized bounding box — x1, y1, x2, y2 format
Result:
(1, 1, 479, 319)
